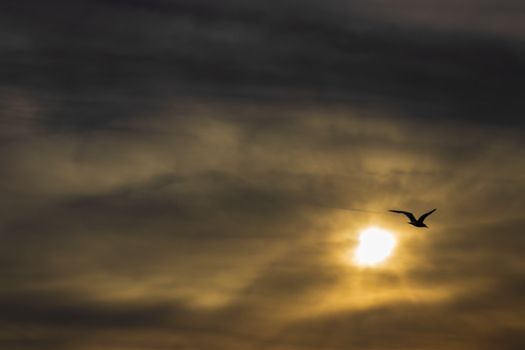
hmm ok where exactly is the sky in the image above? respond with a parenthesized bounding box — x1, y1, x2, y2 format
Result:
(1, 1, 525, 349)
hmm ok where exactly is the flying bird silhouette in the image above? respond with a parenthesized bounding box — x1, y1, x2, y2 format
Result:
(389, 208, 436, 228)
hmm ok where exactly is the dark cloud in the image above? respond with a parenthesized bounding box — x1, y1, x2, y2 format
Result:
(0, 291, 178, 329)
(2, 0, 525, 133)
(1, 1, 525, 349)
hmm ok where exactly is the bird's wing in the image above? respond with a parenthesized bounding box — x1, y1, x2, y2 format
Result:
(418, 208, 437, 222)
(389, 210, 417, 222)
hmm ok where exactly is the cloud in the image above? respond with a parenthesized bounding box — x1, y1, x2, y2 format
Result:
(2, 0, 525, 132)
(349, 0, 525, 39)
(0, 99, 524, 348)
(1, 2, 524, 349)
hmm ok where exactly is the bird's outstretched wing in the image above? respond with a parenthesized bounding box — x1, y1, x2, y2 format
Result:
(418, 208, 436, 222)
(389, 210, 416, 222)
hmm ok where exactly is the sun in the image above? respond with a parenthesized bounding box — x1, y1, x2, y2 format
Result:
(354, 227, 397, 266)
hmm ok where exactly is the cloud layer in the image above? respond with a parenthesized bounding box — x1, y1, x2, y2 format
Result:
(1, 1, 525, 349)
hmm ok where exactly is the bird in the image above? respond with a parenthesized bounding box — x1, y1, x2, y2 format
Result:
(388, 208, 436, 228)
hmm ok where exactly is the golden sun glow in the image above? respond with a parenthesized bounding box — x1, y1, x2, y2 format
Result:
(354, 227, 397, 266)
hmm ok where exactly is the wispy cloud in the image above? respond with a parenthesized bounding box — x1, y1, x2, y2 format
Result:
(1, 1, 525, 349)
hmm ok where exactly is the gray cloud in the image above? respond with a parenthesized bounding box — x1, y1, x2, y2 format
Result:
(1, 1, 525, 349)
(2, 0, 525, 133)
